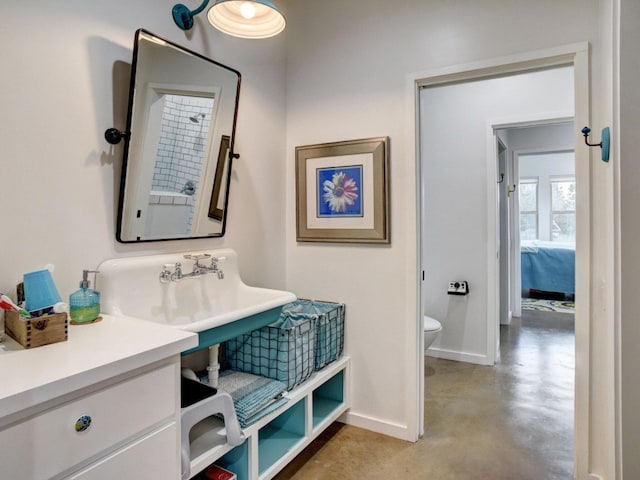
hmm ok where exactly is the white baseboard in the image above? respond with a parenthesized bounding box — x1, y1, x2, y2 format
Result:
(340, 411, 416, 442)
(425, 347, 493, 366)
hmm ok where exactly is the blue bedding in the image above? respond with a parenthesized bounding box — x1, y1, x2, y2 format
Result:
(521, 241, 575, 295)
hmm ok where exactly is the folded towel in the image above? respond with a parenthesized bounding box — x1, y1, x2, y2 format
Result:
(216, 370, 288, 428)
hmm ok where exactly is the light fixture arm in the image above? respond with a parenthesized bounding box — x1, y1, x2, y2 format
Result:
(172, 0, 211, 30)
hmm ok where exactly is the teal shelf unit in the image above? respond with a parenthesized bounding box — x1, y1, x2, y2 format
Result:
(258, 399, 306, 475)
(186, 356, 350, 480)
(312, 370, 345, 432)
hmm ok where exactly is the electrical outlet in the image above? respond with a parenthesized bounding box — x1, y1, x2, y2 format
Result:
(447, 281, 469, 295)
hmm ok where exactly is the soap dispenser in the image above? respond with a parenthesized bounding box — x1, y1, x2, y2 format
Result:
(69, 270, 100, 324)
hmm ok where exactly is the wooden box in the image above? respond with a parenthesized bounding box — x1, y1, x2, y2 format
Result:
(4, 310, 68, 349)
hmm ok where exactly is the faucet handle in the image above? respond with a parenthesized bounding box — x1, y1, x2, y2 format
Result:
(171, 262, 183, 282)
(209, 256, 226, 268)
(211, 256, 225, 280)
(160, 264, 173, 283)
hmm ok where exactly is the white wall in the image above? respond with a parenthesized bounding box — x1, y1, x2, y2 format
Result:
(502, 122, 575, 152)
(283, 0, 611, 450)
(0, 0, 288, 302)
(420, 67, 573, 365)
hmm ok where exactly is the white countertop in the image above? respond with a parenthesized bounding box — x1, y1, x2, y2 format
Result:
(0, 314, 197, 423)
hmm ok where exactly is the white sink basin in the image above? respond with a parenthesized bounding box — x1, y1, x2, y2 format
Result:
(98, 249, 296, 333)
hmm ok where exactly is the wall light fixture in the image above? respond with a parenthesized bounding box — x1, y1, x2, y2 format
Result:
(172, 0, 286, 39)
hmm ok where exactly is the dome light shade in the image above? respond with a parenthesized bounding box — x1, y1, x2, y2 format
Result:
(208, 0, 285, 39)
(172, 0, 285, 38)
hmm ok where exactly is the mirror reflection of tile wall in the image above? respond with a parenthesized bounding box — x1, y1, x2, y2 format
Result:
(152, 94, 214, 195)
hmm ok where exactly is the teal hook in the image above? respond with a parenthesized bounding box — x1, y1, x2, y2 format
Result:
(581, 126, 610, 162)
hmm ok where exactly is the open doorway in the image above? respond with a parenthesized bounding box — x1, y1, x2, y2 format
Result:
(417, 46, 590, 476)
(496, 122, 576, 322)
(420, 66, 576, 366)
(495, 123, 577, 474)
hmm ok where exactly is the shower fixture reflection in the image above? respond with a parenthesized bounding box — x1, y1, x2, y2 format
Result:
(190, 113, 206, 123)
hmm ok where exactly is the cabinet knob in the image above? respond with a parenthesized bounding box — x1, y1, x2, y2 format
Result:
(75, 414, 92, 433)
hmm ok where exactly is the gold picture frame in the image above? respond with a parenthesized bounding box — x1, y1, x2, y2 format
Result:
(296, 136, 390, 243)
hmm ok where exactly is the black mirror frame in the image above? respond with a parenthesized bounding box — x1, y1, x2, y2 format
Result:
(111, 29, 241, 243)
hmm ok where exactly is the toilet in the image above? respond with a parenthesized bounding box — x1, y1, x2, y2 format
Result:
(424, 315, 442, 352)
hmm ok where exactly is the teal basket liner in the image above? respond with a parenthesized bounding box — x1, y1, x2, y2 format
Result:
(282, 299, 345, 371)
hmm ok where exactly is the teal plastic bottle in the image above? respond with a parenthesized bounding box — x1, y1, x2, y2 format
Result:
(69, 270, 100, 323)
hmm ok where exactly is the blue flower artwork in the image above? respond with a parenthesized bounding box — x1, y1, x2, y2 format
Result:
(317, 165, 363, 217)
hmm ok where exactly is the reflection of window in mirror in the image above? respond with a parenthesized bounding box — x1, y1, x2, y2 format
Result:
(144, 94, 215, 238)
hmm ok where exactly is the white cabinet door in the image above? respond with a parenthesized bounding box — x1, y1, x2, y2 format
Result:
(69, 422, 179, 480)
(0, 364, 176, 480)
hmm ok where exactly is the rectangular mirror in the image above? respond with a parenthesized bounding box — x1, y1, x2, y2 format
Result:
(116, 29, 240, 242)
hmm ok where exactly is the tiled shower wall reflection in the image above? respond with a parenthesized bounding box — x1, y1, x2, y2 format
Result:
(152, 94, 213, 193)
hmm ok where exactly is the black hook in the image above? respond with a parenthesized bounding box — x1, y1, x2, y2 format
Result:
(581, 127, 601, 148)
(581, 126, 610, 162)
(104, 128, 130, 145)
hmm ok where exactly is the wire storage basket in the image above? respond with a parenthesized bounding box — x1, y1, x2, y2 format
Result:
(281, 299, 345, 371)
(223, 313, 316, 391)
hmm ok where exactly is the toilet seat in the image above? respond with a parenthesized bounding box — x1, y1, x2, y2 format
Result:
(424, 315, 442, 332)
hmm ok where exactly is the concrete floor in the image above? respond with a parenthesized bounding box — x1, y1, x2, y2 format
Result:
(274, 309, 575, 480)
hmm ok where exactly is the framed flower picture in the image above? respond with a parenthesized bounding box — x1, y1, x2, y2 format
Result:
(295, 136, 390, 243)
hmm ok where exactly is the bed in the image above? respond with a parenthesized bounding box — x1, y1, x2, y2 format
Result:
(521, 240, 575, 297)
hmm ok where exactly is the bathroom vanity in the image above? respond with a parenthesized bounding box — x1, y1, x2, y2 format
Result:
(0, 315, 197, 479)
(0, 314, 349, 480)
(0, 249, 350, 480)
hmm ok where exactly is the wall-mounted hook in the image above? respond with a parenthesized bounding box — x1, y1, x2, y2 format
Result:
(507, 184, 517, 198)
(497, 173, 504, 184)
(581, 126, 610, 163)
(104, 128, 130, 145)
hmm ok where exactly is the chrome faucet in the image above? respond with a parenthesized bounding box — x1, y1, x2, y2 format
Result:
(184, 253, 225, 280)
(159, 254, 225, 283)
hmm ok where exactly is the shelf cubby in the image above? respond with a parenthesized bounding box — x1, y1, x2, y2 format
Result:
(312, 369, 345, 431)
(258, 399, 306, 475)
(188, 356, 349, 480)
(217, 440, 250, 480)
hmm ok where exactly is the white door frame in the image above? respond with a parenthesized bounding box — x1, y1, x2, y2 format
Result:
(411, 42, 592, 477)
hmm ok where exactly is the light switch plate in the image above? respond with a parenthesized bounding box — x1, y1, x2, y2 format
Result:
(447, 281, 469, 295)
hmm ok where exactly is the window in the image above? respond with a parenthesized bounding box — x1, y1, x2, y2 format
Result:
(550, 176, 576, 242)
(519, 177, 538, 241)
